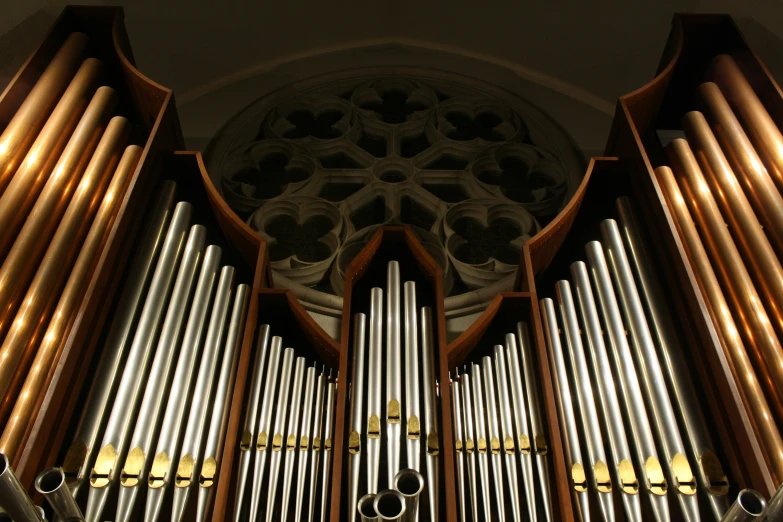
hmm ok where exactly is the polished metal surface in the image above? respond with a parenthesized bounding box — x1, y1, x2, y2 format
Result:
(585, 240, 670, 522)
(450, 375, 466, 522)
(320, 375, 336, 522)
(541, 297, 590, 522)
(394, 469, 424, 522)
(460, 371, 479, 522)
(85, 201, 192, 522)
(294, 366, 317, 522)
(60, 181, 175, 497)
(264, 348, 296, 522)
(368, 287, 383, 494)
(279, 357, 306, 522)
(470, 363, 493, 522)
(493, 344, 522, 522)
(349, 314, 368, 522)
(359, 494, 379, 522)
(570, 261, 641, 522)
(403, 282, 421, 473)
(481, 356, 507, 521)
(420, 307, 439, 522)
(722, 490, 767, 522)
(616, 196, 729, 519)
(0, 454, 42, 522)
(307, 371, 327, 522)
(759, 484, 783, 521)
(374, 489, 407, 521)
(387, 261, 402, 485)
(35, 468, 84, 522)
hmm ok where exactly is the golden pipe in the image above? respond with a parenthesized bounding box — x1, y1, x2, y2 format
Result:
(0, 33, 88, 195)
(0, 116, 128, 431)
(698, 82, 783, 257)
(0, 58, 102, 261)
(0, 86, 116, 339)
(683, 110, 783, 343)
(711, 55, 783, 192)
(655, 163, 783, 480)
(0, 144, 139, 458)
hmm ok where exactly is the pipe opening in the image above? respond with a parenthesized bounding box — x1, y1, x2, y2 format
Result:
(359, 496, 377, 518)
(739, 490, 766, 515)
(395, 472, 423, 496)
(377, 493, 404, 518)
(37, 468, 65, 493)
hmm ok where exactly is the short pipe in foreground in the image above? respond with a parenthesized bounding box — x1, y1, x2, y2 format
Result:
(0, 453, 41, 521)
(359, 494, 379, 522)
(35, 468, 84, 521)
(374, 489, 407, 521)
(722, 490, 767, 522)
(394, 469, 424, 522)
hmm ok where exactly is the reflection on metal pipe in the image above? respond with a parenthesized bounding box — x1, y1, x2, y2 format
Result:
(0, 113, 127, 419)
(470, 363, 493, 522)
(320, 374, 336, 522)
(60, 180, 175, 496)
(0, 33, 88, 194)
(264, 348, 295, 522)
(420, 306, 439, 522)
(460, 371, 480, 522)
(0, 454, 41, 522)
(711, 54, 783, 192)
(240, 325, 273, 522)
(698, 82, 783, 255)
(359, 494, 379, 522)
(308, 370, 327, 522)
(374, 489, 406, 522)
(616, 196, 729, 519)
(570, 261, 641, 522)
(280, 358, 307, 522)
(404, 282, 421, 473)
(387, 262, 402, 484)
(394, 468, 424, 522)
(759, 484, 783, 521)
(84, 201, 191, 522)
(585, 241, 670, 522)
(185, 270, 240, 522)
(294, 366, 317, 522)
(368, 287, 383, 494)
(481, 356, 507, 521)
(450, 374, 466, 522)
(349, 314, 368, 522)
(655, 165, 783, 481)
(0, 57, 100, 256)
(541, 297, 590, 522)
(722, 490, 767, 522)
(493, 344, 522, 522)
(35, 468, 84, 522)
(1, 143, 138, 457)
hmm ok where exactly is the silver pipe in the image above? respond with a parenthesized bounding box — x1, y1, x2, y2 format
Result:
(404, 282, 421, 473)
(0, 453, 41, 522)
(722, 490, 767, 522)
(176, 277, 246, 522)
(248, 335, 283, 522)
(35, 468, 83, 521)
(393, 469, 424, 522)
(85, 202, 192, 522)
(450, 375, 466, 522)
(481, 356, 507, 521)
(387, 262, 402, 485)
(557, 280, 615, 522)
(509, 325, 542, 522)
(308, 370, 327, 522)
(320, 374, 336, 522)
(494, 343, 523, 522)
(294, 366, 317, 522)
(759, 484, 782, 521)
(585, 241, 670, 522)
(36, 508, 47, 522)
(541, 297, 590, 522)
(244, 330, 279, 522)
(616, 196, 729, 519)
(420, 307, 439, 522)
(359, 494, 379, 522)
(374, 490, 407, 522)
(113, 224, 206, 522)
(570, 261, 642, 522)
(368, 287, 383, 494)
(460, 372, 480, 522)
(470, 363, 493, 522)
(143, 245, 223, 522)
(61, 182, 176, 497)
(349, 314, 368, 522)
(602, 219, 701, 522)
(280, 358, 307, 522)
(264, 349, 296, 522)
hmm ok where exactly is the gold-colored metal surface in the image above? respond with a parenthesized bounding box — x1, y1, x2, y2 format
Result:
(656, 164, 783, 480)
(174, 454, 194, 487)
(700, 450, 729, 496)
(272, 433, 283, 451)
(313, 436, 321, 451)
(148, 452, 170, 488)
(0, 33, 88, 194)
(671, 453, 697, 495)
(90, 444, 116, 488)
(427, 432, 439, 456)
(504, 436, 514, 455)
(0, 58, 101, 260)
(325, 438, 332, 451)
(240, 430, 252, 451)
(407, 415, 420, 439)
(349, 431, 361, 454)
(594, 461, 612, 493)
(477, 437, 487, 454)
(368, 414, 380, 438)
(534, 433, 548, 455)
(0, 86, 116, 347)
(256, 431, 267, 451)
(572, 463, 587, 492)
(62, 439, 87, 486)
(466, 438, 474, 454)
(299, 435, 308, 451)
(387, 398, 401, 423)
(618, 458, 639, 494)
(286, 434, 296, 451)
(120, 447, 145, 487)
(644, 456, 668, 496)
(0, 143, 138, 457)
(199, 457, 217, 487)
(519, 434, 531, 454)
(455, 439, 463, 453)
(490, 436, 500, 455)
(711, 54, 783, 192)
